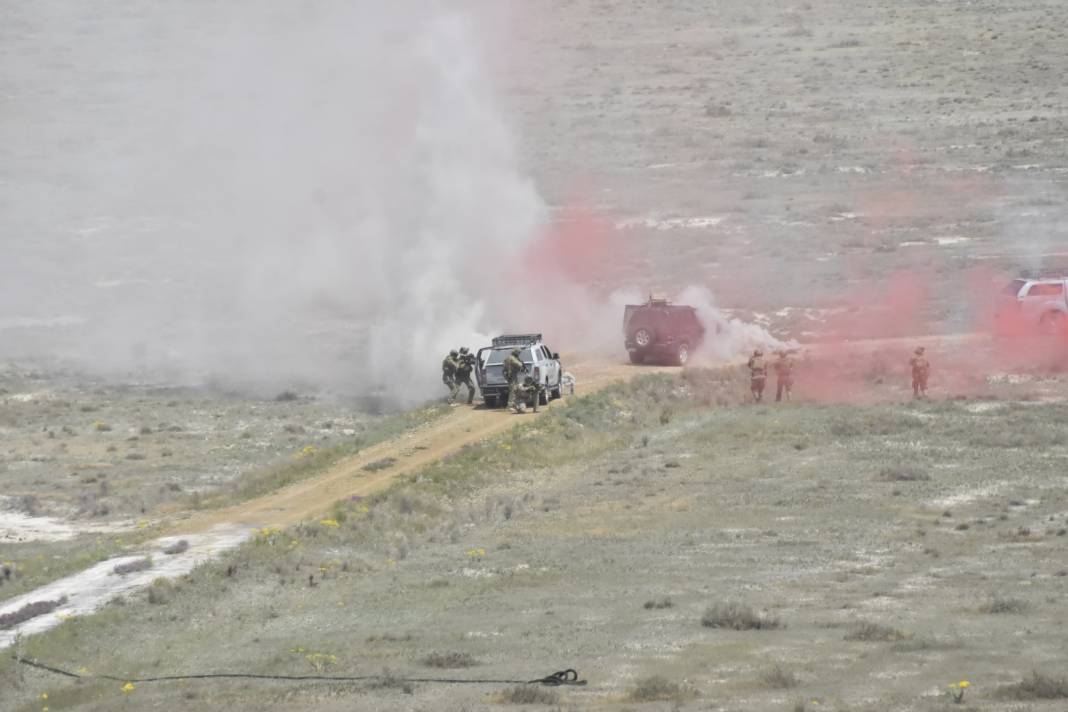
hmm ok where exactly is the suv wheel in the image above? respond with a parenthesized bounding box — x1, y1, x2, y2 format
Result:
(632, 328, 653, 348)
(673, 342, 690, 367)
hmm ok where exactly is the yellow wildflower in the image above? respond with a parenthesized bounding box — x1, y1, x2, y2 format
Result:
(296, 445, 317, 459)
(959, 681, 970, 688)
(40, 693, 48, 700)
(122, 682, 135, 693)
(467, 547, 487, 558)
(319, 519, 340, 528)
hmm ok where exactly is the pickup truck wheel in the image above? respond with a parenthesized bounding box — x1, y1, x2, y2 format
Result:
(483, 395, 498, 408)
(539, 388, 549, 406)
(550, 380, 562, 399)
(632, 328, 654, 348)
(628, 351, 644, 365)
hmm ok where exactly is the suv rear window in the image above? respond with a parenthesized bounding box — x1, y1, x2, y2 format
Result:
(1025, 282, 1064, 297)
(485, 348, 532, 365)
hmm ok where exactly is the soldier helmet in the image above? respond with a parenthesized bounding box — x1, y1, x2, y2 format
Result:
(915, 346, 925, 354)
(511, 348, 521, 356)
(459, 346, 469, 354)
(449, 349, 458, 357)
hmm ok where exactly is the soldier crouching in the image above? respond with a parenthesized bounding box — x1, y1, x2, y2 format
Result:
(520, 375, 545, 413)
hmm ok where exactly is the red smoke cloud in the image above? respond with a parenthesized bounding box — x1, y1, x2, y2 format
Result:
(523, 203, 623, 284)
(495, 200, 635, 354)
(791, 266, 1067, 403)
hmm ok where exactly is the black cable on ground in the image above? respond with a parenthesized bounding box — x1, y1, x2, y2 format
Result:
(13, 656, 586, 688)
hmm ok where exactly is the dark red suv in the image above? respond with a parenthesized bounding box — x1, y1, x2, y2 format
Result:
(623, 297, 705, 366)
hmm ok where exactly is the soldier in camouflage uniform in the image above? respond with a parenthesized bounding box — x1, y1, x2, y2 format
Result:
(747, 349, 767, 403)
(909, 346, 930, 399)
(502, 348, 526, 413)
(454, 346, 476, 405)
(442, 349, 460, 404)
(520, 375, 545, 413)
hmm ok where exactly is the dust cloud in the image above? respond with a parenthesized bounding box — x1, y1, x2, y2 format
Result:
(0, 1, 543, 404)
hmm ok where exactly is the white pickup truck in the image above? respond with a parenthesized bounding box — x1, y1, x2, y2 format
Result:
(475, 334, 563, 408)
(999, 277, 1068, 333)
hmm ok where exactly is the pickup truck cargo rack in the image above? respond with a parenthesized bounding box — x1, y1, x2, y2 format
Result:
(491, 334, 543, 348)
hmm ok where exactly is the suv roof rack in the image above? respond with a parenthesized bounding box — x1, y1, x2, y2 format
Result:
(491, 334, 542, 348)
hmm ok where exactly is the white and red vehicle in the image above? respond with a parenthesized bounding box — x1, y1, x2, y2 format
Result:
(997, 277, 1068, 335)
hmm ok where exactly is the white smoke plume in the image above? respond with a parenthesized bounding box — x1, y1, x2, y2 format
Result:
(0, 1, 542, 405)
(677, 286, 795, 362)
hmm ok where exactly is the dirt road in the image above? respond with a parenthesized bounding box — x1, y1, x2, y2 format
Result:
(173, 357, 675, 533)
